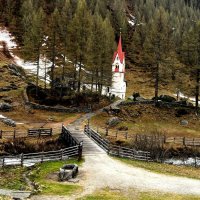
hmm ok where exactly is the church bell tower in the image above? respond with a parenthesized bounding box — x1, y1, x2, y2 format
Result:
(110, 34, 126, 100)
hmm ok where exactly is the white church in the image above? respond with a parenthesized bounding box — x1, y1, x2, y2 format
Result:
(83, 34, 127, 100)
(107, 34, 127, 100)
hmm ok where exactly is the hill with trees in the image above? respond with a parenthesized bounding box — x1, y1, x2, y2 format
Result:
(0, 0, 200, 110)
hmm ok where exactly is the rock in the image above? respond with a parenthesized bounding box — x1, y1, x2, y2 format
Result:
(128, 96, 134, 101)
(180, 120, 189, 126)
(2, 118, 16, 127)
(0, 103, 12, 111)
(132, 92, 140, 101)
(107, 117, 120, 127)
(159, 95, 176, 102)
(176, 108, 190, 117)
(136, 97, 146, 101)
(118, 126, 128, 131)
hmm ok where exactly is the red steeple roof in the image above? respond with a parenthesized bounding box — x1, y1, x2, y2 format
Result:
(112, 35, 125, 64)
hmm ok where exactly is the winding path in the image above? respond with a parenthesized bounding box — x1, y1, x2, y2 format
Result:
(12, 101, 200, 199)
(65, 101, 200, 198)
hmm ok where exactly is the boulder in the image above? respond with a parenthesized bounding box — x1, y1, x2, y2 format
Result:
(0, 103, 12, 111)
(136, 97, 146, 101)
(180, 120, 189, 126)
(132, 92, 140, 101)
(128, 96, 134, 101)
(2, 118, 16, 127)
(107, 117, 120, 127)
(159, 95, 176, 102)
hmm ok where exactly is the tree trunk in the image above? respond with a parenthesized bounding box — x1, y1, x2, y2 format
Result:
(155, 63, 159, 104)
(195, 68, 200, 113)
(78, 59, 82, 93)
(50, 31, 56, 92)
(36, 47, 40, 97)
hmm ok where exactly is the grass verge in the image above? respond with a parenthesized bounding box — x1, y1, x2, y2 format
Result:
(115, 157, 200, 180)
(0, 166, 28, 190)
(29, 159, 83, 195)
(79, 188, 200, 200)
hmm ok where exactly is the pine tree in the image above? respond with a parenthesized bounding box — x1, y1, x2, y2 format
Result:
(68, 0, 92, 93)
(21, 0, 45, 96)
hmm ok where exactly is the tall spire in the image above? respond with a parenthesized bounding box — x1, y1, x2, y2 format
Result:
(112, 31, 125, 64)
(116, 33, 124, 63)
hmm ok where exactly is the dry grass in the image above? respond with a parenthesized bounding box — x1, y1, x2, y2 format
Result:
(90, 104, 200, 140)
(79, 188, 200, 200)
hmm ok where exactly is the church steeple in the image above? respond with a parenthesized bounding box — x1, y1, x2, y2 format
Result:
(113, 34, 125, 64)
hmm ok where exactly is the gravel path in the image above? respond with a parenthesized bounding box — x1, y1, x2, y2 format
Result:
(31, 100, 200, 200)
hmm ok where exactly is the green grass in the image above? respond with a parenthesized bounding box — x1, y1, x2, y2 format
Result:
(79, 188, 128, 200)
(0, 195, 11, 200)
(115, 157, 200, 180)
(139, 191, 200, 200)
(0, 166, 29, 190)
(29, 159, 83, 195)
(79, 188, 200, 200)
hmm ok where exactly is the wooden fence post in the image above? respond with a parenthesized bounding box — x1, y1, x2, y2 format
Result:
(78, 142, 83, 161)
(41, 152, 44, 163)
(163, 134, 166, 144)
(50, 128, 53, 136)
(183, 137, 186, 146)
(13, 129, 16, 140)
(39, 129, 41, 138)
(118, 146, 121, 156)
(21, 153, 24, 167)
(60, 149, 63, 160)
(125, 132, 128, 140)
(2, 157, 5, 168)
(135, 134, 138, 142)
(106, 127, 108, 136)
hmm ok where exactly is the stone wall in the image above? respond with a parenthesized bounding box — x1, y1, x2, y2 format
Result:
(119, 100, 195, 110)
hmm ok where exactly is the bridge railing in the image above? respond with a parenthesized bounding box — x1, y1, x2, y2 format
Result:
(84, 125, 151, 161)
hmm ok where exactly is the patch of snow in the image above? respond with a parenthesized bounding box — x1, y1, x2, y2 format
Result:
(128, 20, 135, 26)
(165, 157, 200, 167)
(0, 27, 17, 49)
(173, 92, 200, 105)
(128, 14, 136, 27)
(0, 114, 6, 119)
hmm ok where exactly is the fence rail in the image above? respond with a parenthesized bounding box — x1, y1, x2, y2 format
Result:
(0, 128, 54, 140)
(0, 125, 83, 167)
(91, 126, 200, 147)
(84, 125, 151, 161)
(0, 145, 80, 167)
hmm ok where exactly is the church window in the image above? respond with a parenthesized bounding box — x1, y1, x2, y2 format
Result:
(115, 64, 119, 72)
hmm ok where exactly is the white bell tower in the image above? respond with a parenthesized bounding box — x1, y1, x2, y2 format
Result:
(110, 34, 126, 100)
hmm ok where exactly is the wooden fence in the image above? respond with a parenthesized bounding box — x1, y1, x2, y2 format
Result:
(0, 145, 81, 167)
(0, 128, 53, 140)
(91, 127, 200, 147)
(136, 134, 200, 147)
(0, 125, 83, 167)
(84, 125, 151, 161)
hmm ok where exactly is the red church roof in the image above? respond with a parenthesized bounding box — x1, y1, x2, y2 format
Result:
(112, 35, 125, 64)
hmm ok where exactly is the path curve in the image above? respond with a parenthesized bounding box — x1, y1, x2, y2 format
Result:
(32, 100, 200, 199)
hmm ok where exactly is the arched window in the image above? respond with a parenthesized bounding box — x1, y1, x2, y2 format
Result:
(115, 64, 119, 72)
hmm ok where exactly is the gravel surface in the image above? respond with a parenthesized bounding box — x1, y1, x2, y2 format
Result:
(30, 100, 200, 199)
